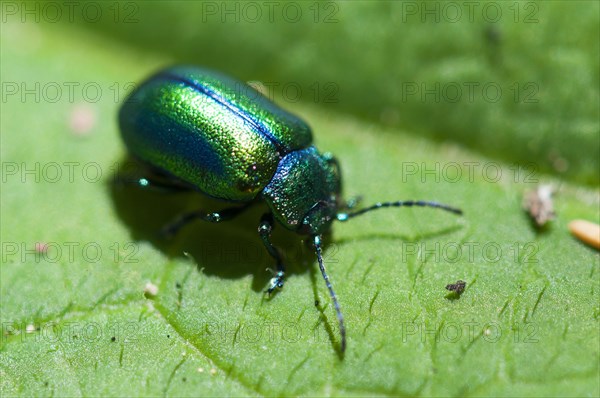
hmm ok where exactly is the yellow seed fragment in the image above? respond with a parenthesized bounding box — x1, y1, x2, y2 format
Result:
(568, 220, 600, 249)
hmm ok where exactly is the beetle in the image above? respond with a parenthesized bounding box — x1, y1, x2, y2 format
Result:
(118, 66, 462, 353)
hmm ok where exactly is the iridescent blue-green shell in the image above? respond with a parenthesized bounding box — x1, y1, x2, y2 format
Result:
(263, 147, 340, 232)
(119, 66, 313, 202)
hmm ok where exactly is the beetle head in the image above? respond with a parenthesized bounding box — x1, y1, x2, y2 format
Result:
(262, 147, 341, 234)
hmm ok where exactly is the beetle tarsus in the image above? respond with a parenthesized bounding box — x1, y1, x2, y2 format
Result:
(265, 270, 285, 295)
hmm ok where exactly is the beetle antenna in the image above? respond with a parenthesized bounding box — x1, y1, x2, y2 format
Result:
(336, 200, 462, 221)
(313, 235, 346, 353)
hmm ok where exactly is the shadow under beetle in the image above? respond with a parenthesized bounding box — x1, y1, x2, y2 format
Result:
(119, 66, 462, 353)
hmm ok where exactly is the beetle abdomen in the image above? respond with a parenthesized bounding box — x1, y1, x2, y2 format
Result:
(119, 66, 313, 201)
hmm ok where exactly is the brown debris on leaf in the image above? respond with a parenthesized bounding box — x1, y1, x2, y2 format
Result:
(523, 184, 555, 227)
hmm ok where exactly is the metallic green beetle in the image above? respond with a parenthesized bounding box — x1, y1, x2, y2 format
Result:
(119, 66, 462, 353)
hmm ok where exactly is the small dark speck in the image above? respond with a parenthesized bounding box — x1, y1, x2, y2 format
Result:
(314, 300, 320, 307)
(73, 335, 78, 339)
(182, 377, 187, 382)
(44, 382, 49, 387)
(485, 26, 502, 45)
(167, 334, 171, 338)
(176, 282, 182, 289)
(111, 336, 116, 342)
(445, 280, 466, 294)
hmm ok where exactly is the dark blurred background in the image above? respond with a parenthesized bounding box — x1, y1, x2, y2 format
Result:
(66, 0, 600, 185)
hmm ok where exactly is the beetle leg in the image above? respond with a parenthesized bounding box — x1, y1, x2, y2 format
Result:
(115, 173, 192, 193)
(113, 161, 194, 192)
(322, 152, 338, 166)
(258, 213, 286, 295)
(160, 203, 252, 238)
(323, 154, 362, 210)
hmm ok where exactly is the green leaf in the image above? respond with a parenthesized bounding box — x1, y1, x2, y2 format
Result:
(1, 15, 599, 398)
